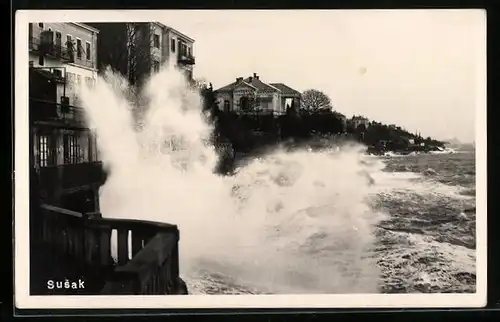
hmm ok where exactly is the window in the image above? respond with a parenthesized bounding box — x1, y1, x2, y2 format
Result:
(38, 23, 44, 28)
(153, 60, 160, 73)
(153, 34, 160, 48)
(187, 47, 191, 56)
(240, 97, 251, 112)
(52, 69, 62, 78)
(76, 39, 82, 59)
(66, 35, 73, 55)
(55, 31, 62, 55)
(55, 31, 62, 45)
(85, 76, 95, 89)
(64, 134, 79, 164)
(171, 38, 176, 52)
(66, 72, 75, 84)
(224, 100, 230, 112)
(179, 41, 185, 55)
(38, 135, 49, 167)
(86, 42, 91, 60)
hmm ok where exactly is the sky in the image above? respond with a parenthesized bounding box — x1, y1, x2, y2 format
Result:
(157, 10, 485, 143)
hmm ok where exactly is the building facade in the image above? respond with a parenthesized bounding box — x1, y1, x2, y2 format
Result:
(214, 73, 301, 116)
(349, 115, 370, 130)
(29, 22, 104, 213)
(88, 22, 195, 85)
(29, 22, 99, 106)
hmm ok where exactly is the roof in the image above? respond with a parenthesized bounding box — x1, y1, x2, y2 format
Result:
(352, 116, 369, 120)
(215, 76, 300, 95)
(156, 22, 195, 43)
(269, 83, 301, 96)
(72, 23, 100, 34)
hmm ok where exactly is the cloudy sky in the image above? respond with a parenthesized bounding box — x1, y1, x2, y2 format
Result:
(156, 10, 485, 143)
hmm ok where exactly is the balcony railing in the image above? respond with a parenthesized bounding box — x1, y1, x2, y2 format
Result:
(73, 55, 95, 69)
(30, 98, 88, 128)
(34, 204, 188, 295)
(37, 162, 106, 195)
(30, 37, 74, 63)
(30, 37, 95, 69)
(177, 53, 195, 65)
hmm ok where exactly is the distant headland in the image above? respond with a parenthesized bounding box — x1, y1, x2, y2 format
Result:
(195, 79, 447, 160)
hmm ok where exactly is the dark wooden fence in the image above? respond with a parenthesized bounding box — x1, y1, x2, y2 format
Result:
(37, 204, 187, 295)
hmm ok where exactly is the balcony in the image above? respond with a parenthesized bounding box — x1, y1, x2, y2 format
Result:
(30, 37, 75, 63)
(37, 161, 106, 194)
(31, 67, 66, 84)
(177, 53, 195, 65)
(73, 55, 95, 69)
(31, 204, 188, 295)
(30, 36, 95, 69)
(30, 98, 88, 129)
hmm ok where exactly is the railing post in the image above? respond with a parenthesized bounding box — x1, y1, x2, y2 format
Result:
(117, 229, 129, 265)
(131, 231, 143, 258)
(173, 229, 180, 280)
(99, 227, 112, 266)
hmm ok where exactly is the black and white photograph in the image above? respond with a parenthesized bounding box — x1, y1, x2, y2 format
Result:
(15, 9, 486, 309)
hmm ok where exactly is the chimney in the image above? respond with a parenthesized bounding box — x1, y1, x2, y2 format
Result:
(236, 77, 243, 82)
(253, 73, 259, 79)
(248, 76, 253, 82)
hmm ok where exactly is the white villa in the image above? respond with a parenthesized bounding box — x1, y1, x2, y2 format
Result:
(214, 73, 301, 115)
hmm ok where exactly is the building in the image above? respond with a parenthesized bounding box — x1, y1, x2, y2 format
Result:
(29, 22, 99, 106)
(214, 73, 301, 115)
(87, 22, 195, 85)
(28, 22, 104, 213)
(349, 115, 370, 130)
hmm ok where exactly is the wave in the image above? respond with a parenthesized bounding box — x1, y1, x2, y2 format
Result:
(79, 62, 475, 295)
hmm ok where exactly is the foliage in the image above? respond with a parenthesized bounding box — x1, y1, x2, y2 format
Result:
(87, 23, 159, 86)
(195, 81, 445, 162)
(362, 121, 445, 151)
(301, 89, 333, 111)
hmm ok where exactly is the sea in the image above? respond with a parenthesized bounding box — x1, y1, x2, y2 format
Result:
(79, 64, 477, 296)
(185, 148, 477, 295)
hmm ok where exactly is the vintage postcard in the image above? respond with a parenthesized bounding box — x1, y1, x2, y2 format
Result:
(14, 9, 487, 309)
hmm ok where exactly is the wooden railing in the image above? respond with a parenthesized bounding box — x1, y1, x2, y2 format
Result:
(37, 204, 187, 295)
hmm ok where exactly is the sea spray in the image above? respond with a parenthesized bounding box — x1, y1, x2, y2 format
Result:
(80, 63, 389, 294)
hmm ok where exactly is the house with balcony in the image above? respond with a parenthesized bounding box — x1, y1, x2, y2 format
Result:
(214, 73, 301, 116)
(87, 22, 195, 84)
(29, 22, 103, 213)
(28, 22, 187, 296)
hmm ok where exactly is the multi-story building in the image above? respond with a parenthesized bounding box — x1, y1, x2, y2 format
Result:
(87, 22, 195, 85)
(349, 115, 370, 130)
(214, 73, 302, 116)
(28, 22, 104, 213)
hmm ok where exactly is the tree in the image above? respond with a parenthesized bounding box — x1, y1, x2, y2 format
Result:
(300, 89, 332, 112)
(195, 79, 218, 116)
(86, 22, 161, 87)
